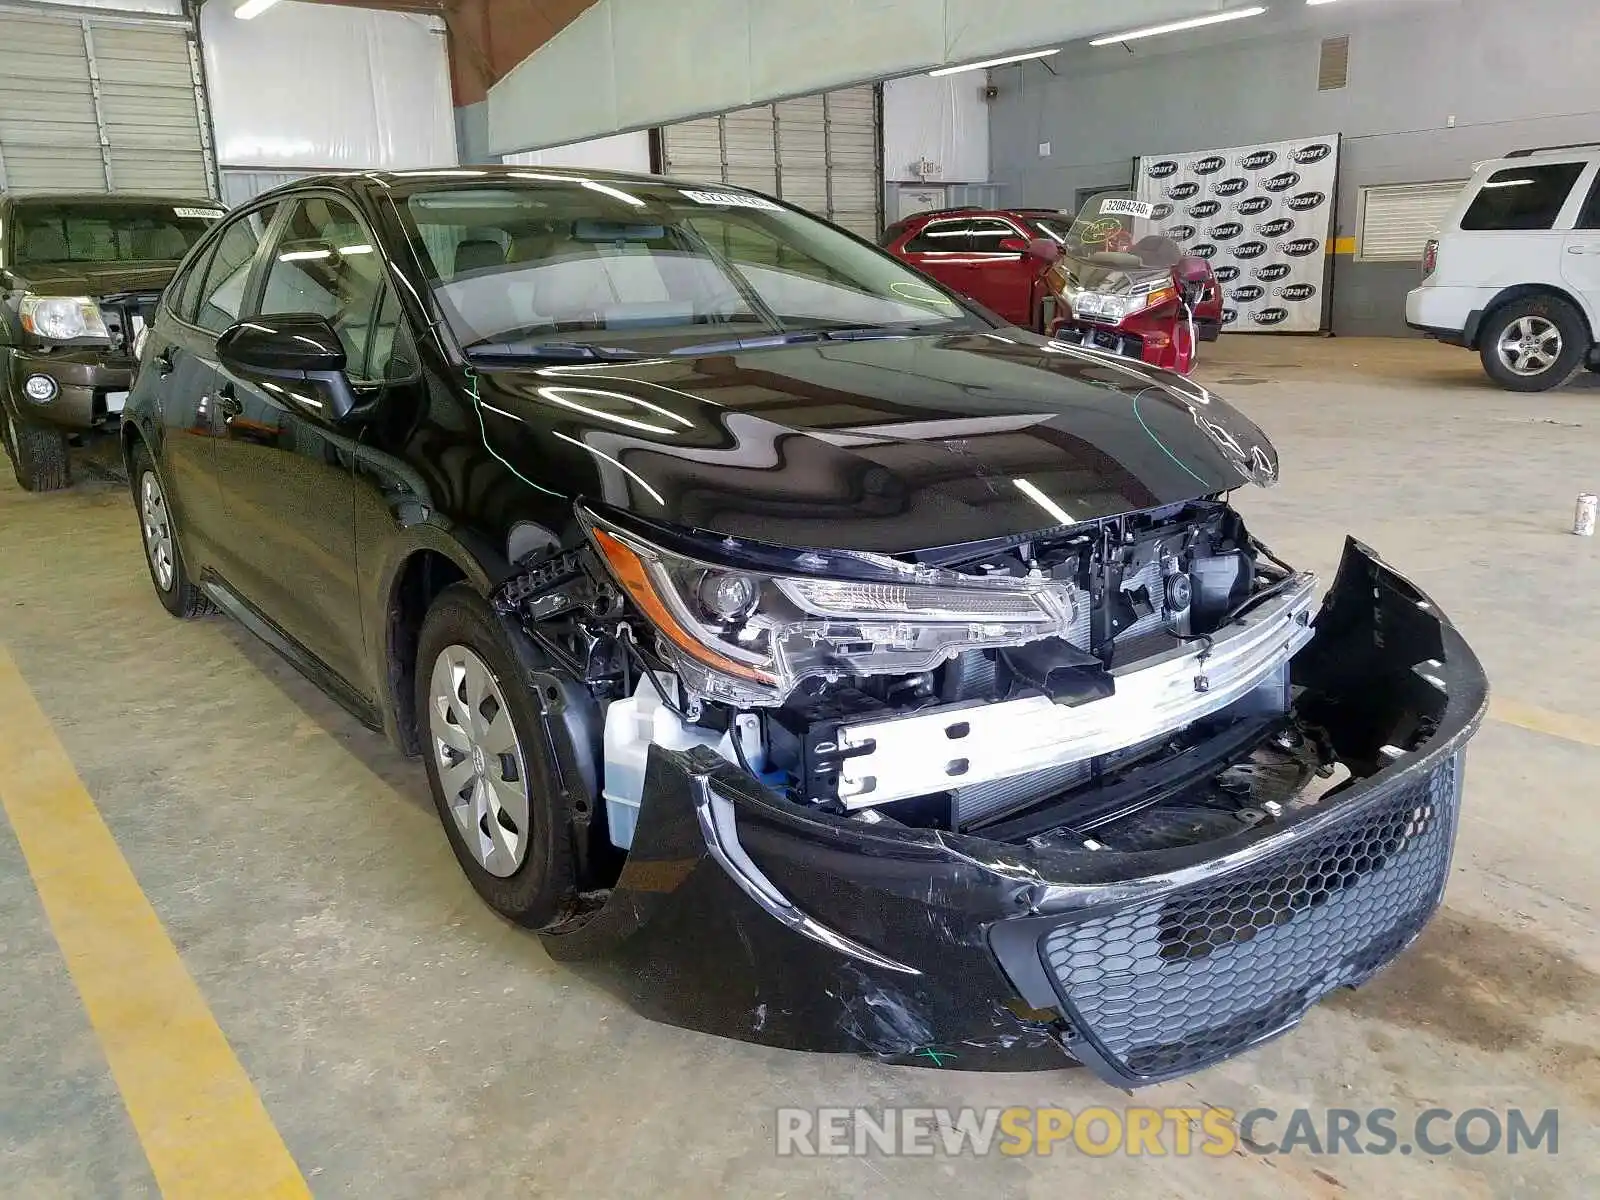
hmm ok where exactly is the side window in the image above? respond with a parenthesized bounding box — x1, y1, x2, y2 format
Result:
(169, 240, 216, 323)
(256, 196, 387, 381)
(903, 219, 972, 253)
(967, 218, 1023, 252)
(1578, 171, 1600, 230)
(193, 204, 278, 333)
(1460, 163, 1586, 231)
(366, 286, 416, 382)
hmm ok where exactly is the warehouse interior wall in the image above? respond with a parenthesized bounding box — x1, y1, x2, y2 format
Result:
(201, 1, 455, 176)
(986, 0, 1600, 337)
(483, 0, 1229, 155)
(501, 131, 652, 172)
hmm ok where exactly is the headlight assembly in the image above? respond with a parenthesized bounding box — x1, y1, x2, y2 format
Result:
(586, 517, 1082, 706)
(19, 294, 110, 342)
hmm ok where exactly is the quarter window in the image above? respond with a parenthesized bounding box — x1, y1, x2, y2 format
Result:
(257, 197, 388, 381)
(904, 219, 973, 253)
(1577, 171, 1600, 230)
(1460, 163, 1586, 231)
(192, 204, 278, 333)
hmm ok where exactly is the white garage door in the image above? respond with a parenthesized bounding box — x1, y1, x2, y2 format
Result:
(0, 9, 214, 196)
(661, 85, 882, 239)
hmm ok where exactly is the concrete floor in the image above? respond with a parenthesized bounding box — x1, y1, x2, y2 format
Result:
(2, 336, 1597, 1197)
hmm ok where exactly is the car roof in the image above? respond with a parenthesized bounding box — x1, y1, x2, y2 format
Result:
(244, 165, 715, 205)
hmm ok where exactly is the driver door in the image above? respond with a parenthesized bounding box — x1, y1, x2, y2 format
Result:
(213, 194, 384, 701)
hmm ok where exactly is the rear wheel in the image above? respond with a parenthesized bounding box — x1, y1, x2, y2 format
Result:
(416, 584, 577, 927)
(1479, 296, 1589, 392)
(131, 443, 213, 618)
(3, 401, 70, 492)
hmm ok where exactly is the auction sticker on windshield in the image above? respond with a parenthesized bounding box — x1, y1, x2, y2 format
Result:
(1100, 198, 1154, 219)
(679, 190, 784, 211)
(173, 207, 225, 220)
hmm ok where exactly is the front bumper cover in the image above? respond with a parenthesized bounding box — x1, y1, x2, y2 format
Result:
(6, 347, 134, 430)
(541, 539, 1487, 1083)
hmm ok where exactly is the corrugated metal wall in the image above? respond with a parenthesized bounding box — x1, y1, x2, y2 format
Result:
(660, 84, 882, 239)
(0, 7, 213, 196)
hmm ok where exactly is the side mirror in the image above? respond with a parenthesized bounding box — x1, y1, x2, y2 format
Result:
(998, 236, 1029, 254)
(216, 314, 358, 423)
(1024, 237, 1062, 264)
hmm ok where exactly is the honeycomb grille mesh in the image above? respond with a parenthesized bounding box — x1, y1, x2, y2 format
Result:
(1039, 755, 1462, 1081)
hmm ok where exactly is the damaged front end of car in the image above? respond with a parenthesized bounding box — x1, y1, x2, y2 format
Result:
(491, 502, 1487, 1085)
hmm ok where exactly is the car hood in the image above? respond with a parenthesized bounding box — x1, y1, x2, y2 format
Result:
(8, 261, 180, 297)
(472, 330, 1278, 555)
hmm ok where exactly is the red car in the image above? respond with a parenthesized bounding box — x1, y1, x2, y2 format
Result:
(882, 206, 1223, 360)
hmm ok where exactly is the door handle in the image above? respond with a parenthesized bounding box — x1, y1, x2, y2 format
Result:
(216, 383, 242, 420)
(156, 348, 175, 377)
(1567, 245, 1587, 255)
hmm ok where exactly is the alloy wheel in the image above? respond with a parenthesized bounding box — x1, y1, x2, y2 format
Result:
(139, 471, 176, 592)
(1496, 315, 1562, 377)
(428, 644, 531, 878)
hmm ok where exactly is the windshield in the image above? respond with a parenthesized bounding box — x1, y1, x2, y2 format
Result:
(395, 178, 974, 354)
(1058, 191, 1186, 272)
(11, 201, 223, 266)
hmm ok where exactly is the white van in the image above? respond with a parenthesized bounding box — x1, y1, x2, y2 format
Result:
(1406, 144, 1600, 391)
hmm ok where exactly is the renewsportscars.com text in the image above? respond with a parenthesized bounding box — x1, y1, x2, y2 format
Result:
(774, 1105, 1560, 1158)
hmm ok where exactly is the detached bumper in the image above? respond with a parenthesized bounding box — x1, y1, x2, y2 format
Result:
(543, 539, 1487, 1084)
(6, 348, 134, 431)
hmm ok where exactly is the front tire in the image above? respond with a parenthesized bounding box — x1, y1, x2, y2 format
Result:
(1479, 296, 1589, 392)
(416, 584, 577, 927)
(130, 443, 213, 618)
(3, 401, 70, 492)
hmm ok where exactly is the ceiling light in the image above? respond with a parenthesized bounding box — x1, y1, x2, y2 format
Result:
(234, 0, 282, 18)
(1306, 1, 1341, 6)
(928, 49, 1059, 77)
(1090, 7, 1269, 46)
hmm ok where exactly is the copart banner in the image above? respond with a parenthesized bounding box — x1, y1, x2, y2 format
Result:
(1136, 135, 1339, 333)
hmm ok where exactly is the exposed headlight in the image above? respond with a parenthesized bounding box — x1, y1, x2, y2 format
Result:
(1073, 285, 1178, 324)
(586, 517, 1082, 706)
(19, 294, 110, 341)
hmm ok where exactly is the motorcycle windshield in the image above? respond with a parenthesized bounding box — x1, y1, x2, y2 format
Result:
(1037, 192, 1185, 273)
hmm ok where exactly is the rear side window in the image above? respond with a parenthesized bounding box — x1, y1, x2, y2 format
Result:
(904, 219, 972, 253)
(1460, 163, 1586, 231)
(192, 204, 278, 333)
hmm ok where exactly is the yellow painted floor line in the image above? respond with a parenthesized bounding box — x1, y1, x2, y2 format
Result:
(0, 646, 311, 1200)
(1490, 697, 1600, 750)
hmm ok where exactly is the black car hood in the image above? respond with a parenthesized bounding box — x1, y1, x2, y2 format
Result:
(472, 330, 1277, 555)
(9, 261, 180, 297)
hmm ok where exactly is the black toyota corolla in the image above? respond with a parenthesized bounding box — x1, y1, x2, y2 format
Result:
(121, 168, 1486, 1084)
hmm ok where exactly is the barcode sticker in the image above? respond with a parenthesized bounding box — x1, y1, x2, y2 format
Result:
(174, 207, 225, 220)
(679, 190, 783, 212)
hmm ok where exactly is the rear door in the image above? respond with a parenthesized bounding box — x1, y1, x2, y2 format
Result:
(1560, 162, 1600, 331)
(963, 216, 1035, 325)
(898, 217, 977, 299)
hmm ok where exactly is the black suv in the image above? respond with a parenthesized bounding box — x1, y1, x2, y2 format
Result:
(1, 191, 224, 489)
(121, 169, 1485, 1085)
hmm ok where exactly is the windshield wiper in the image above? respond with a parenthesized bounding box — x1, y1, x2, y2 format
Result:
(464, 338, 644, 362)
(667, 330, 831, 355)
(667, 323, 961, 356)
(818, 322, 960, 341)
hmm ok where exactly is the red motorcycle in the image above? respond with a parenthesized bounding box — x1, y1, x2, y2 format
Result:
(1032, 192, 1220, 375)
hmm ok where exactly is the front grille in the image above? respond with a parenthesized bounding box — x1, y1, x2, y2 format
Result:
(1038, 755, 1461, 1082)
(1054, 323, 1145, 360)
